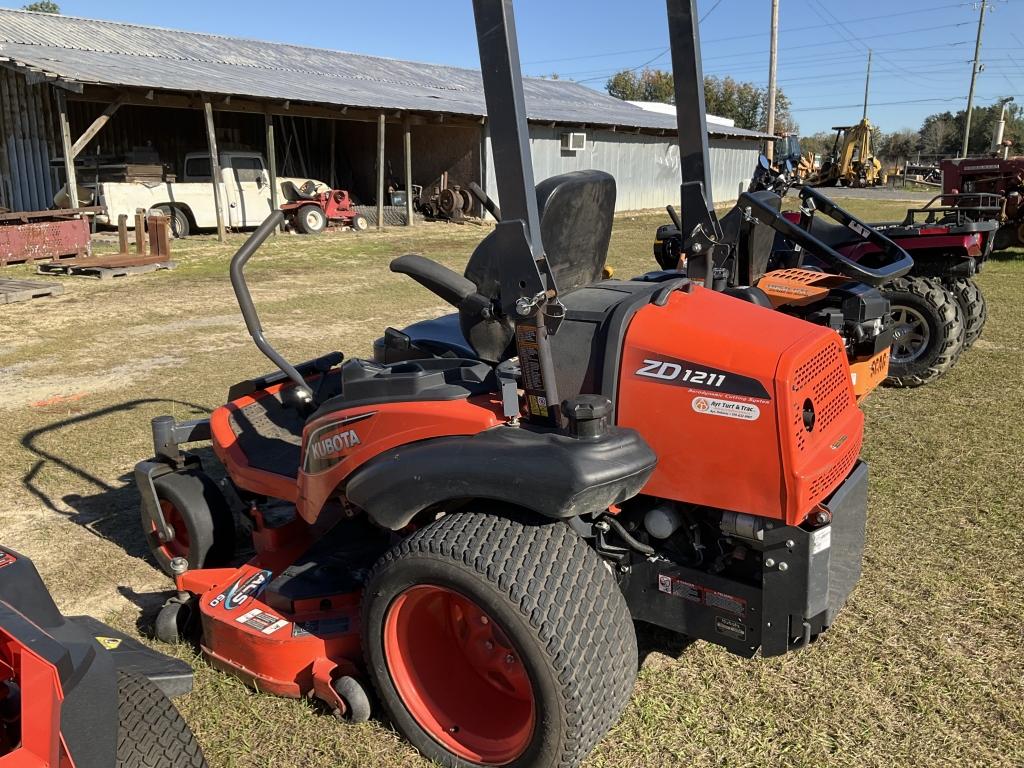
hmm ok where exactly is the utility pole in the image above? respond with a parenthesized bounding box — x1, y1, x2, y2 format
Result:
(961, 0, 988, 158)
(862, 49, 872, 121)
(765, 0, 780, 160)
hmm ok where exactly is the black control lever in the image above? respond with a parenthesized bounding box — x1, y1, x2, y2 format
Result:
(229, 211, 314, 403)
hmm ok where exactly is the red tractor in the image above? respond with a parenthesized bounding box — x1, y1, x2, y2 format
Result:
(940, 155, 1024, 250)
(281, 183, 369, 235)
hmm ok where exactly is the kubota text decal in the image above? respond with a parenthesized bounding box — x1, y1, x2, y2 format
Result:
(302, 412, 376, 474)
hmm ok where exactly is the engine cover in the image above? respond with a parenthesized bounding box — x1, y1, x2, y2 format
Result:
(617, 285, 863, 526)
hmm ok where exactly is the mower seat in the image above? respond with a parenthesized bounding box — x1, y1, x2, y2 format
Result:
(384, 170, 617, 364)
(803, 216, 861, 249)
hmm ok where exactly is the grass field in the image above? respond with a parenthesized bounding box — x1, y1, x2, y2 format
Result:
(0, 198, 1021, 767)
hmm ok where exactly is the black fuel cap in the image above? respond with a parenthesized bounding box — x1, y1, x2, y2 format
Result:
(562, 395, 612, 439)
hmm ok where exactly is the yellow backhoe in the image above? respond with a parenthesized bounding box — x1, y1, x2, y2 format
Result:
(803, 118, 887, 188)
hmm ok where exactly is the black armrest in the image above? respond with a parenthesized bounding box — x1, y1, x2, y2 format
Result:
(391, 254, 478, 307)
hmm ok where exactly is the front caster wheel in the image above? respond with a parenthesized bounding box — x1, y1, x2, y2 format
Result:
(362, 511, 637, 768)
(332, 676, 372, 723)
(154, 595, 198, 645)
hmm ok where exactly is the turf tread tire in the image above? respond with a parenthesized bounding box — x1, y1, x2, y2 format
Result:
(115, 671, 207, 768)
(883, 276, 965, 388)
(363, 511, 637, 768)
(946, 277, 986, 348)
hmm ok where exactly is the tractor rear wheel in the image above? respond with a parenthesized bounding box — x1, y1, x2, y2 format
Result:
(145, 471, 234, 577)
(362, 511, 637, 768)
(296, 204, 327, 234)
(946, 277, 987, 348)
(883, 276, 965, 387)
(116, 671, 207, 767)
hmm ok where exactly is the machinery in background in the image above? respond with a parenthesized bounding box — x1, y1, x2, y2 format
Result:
(280, 182, 368, 234)
(0, 546, 205, 768)
(801, 119, 887, 188)
(652, 155, 910, 399)
(940, 154, 1024, 250)
(414, 172, 477, 222)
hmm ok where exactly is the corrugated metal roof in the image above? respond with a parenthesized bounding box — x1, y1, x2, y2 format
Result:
(0, 7, 768, 140)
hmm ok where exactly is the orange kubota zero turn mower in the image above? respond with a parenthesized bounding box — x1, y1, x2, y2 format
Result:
(135, 2, 883, 767)
(0, 547, 205, 768)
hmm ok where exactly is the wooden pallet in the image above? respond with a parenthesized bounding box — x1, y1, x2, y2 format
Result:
(38, 260, 175, 281)
(0, 278, 64, 304)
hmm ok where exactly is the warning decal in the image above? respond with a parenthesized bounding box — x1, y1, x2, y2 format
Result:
(657, 573, 747, 618)
(236, 608, 288, 635)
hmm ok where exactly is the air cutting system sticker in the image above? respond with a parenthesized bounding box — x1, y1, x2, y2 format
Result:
(691, 396, 761, 421)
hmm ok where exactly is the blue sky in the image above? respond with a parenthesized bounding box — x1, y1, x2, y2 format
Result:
(46, 0, 1024, 134)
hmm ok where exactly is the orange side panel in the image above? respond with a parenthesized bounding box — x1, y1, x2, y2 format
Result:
(296, 397, 504, 524)
(617, 285, 862, 526)
(850, 348, 890, 401)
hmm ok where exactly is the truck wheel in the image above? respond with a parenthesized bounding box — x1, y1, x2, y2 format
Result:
(883, 276, 965, 388)
(296, 205, 327, 234)
(152, 205, 190, 238)
(116, 671, 207, 768)
(945, 277, 987, 348)
(144, 471, 234, 577)
(362, 511, 637, 768)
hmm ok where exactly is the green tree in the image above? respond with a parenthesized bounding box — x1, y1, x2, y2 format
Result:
(606, 68, 675, 103)
(606, 70, 646, 101)
(22, 1, 60, 12)
(879, 129, 919, 164)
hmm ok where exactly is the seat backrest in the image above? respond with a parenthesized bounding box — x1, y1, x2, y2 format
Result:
(464, 170, 617, 298)
(536, 170, 617, 292)
(717, 190, 782, 284)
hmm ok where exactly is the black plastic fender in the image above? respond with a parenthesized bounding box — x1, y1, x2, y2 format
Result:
(345, 425, 657, 530)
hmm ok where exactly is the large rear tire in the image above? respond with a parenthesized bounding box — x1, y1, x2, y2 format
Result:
(362, 511, 637, 768)
(945, 277, 986, 348)
(116, 671, 206, 767)
(145, 471, 234, 577)
(883, 276, 965, 388)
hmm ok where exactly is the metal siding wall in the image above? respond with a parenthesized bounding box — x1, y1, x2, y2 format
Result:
(0, 69, 57, 211)
(482, 125, 760, 214)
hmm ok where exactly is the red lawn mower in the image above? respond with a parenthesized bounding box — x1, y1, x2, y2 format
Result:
(281, 183, 369, 235)
(135, 2, 873, 766)
(0, 547, 204, 768)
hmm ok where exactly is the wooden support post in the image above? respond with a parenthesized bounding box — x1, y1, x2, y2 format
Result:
(403, 114, 414, 227)
(202, 97, 226, 242)
(70, 93, 128, 158)
(376, 112, 386, 230)
(265, 109, 280, 235)
(134, 208, 146, 255)
(55, 89, 80, 209)
(117, 213, 129, 254)
(329, 119, 337, 189)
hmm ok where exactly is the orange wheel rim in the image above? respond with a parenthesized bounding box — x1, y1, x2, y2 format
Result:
(153, 500, 190, 561)
(383, 585, 535, 765)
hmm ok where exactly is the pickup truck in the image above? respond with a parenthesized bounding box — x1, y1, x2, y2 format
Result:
(62, 151, 327, 237)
